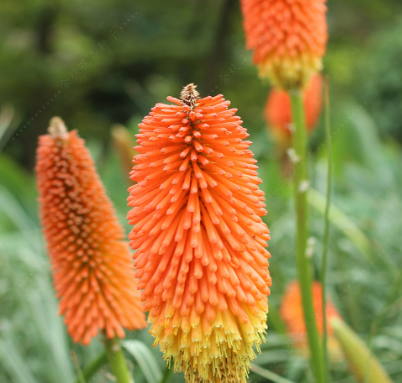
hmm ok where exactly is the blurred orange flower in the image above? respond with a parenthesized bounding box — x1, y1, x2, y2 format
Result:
(127, 84, 272, 383)
(111, 124, 138, 182)
(265, 74, 323, 145)
(280, 280, 343, 360)
(36, 117, 146, 345)
(240, 0, 327, 89)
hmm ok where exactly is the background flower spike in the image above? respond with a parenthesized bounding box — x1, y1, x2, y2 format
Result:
(265, 74, 323, 145)
(240, 0, 328, 90)
(280, 280, 343, 362)
(265, 74, 323, 175)
(111, 123, 138, 183)
(127, 84, 272, 383)
(36, 117, 147, 345)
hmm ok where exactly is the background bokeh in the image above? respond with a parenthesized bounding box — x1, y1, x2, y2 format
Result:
(1, 1, 402, 382)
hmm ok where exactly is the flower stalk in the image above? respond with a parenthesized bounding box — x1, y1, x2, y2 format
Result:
(290, 91, 325, 383)
(320, 77, 332, 382)
(105, 338, 133, 383)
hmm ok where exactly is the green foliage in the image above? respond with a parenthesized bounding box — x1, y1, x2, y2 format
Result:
(1, 103, 402, 381)
(122, 340, 162, 383)
(1, 0, 402, 382)
(355, 18, 402, 141)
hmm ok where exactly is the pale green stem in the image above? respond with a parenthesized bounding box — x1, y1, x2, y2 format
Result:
(290, 90, 325, 383)
(71, 350, 86, 383)
(105, 337, 133, 383)
(320, 77, 332, 383)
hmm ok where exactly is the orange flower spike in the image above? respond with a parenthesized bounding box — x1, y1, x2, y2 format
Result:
(128, 84, 271, 383)
(36, 117, 147, 345)
(265, 74, 323, 143)
(241, 0, 328, 89)
(280, 281, 343, 359)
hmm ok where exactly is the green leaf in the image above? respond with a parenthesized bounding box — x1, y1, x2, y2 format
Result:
(159, 365, 175, 383)
(122, 340, 162, 383)
(0, 338, 38, 383)
(250, 363, 296, 383)
(330, 317, 393, 383)
(267, 302, 287, 334)
(0, 186, 41, 253)
(308, 188, 374, 261)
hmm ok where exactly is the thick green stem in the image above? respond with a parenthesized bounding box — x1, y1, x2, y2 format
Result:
(320, 77, 332, 383)
(105, 337, 133, 383)
(290, 91, 325, 383)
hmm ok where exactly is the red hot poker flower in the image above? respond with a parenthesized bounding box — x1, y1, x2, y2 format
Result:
(241, 0, 328, 89)
(36, 117, 147, 345)
(127, 84, 271, 383)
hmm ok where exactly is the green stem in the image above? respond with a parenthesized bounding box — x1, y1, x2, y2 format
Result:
(320, 77, 332, 383)
(73, 350, 108, 383)
(159, 364, 175, 383)
(290, 91, 325, 383)
(105, 337, 133, 383)
(71, 350, 86, 383)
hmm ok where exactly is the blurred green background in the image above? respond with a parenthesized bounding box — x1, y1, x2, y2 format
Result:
(1, 0, 402, 382)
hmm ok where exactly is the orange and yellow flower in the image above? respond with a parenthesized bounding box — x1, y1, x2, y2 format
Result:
(265, 74, 323, 146)
(127, 84, 271, 383)
(240, 0, 327, 89)
(36, 117, 147, 345)
(280, 280, 342, 360)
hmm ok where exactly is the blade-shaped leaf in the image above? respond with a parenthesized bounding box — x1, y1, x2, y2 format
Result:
(250, 363, 296, 383)
(122, 340, 162, 383)
(0, 338, 38, 383)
